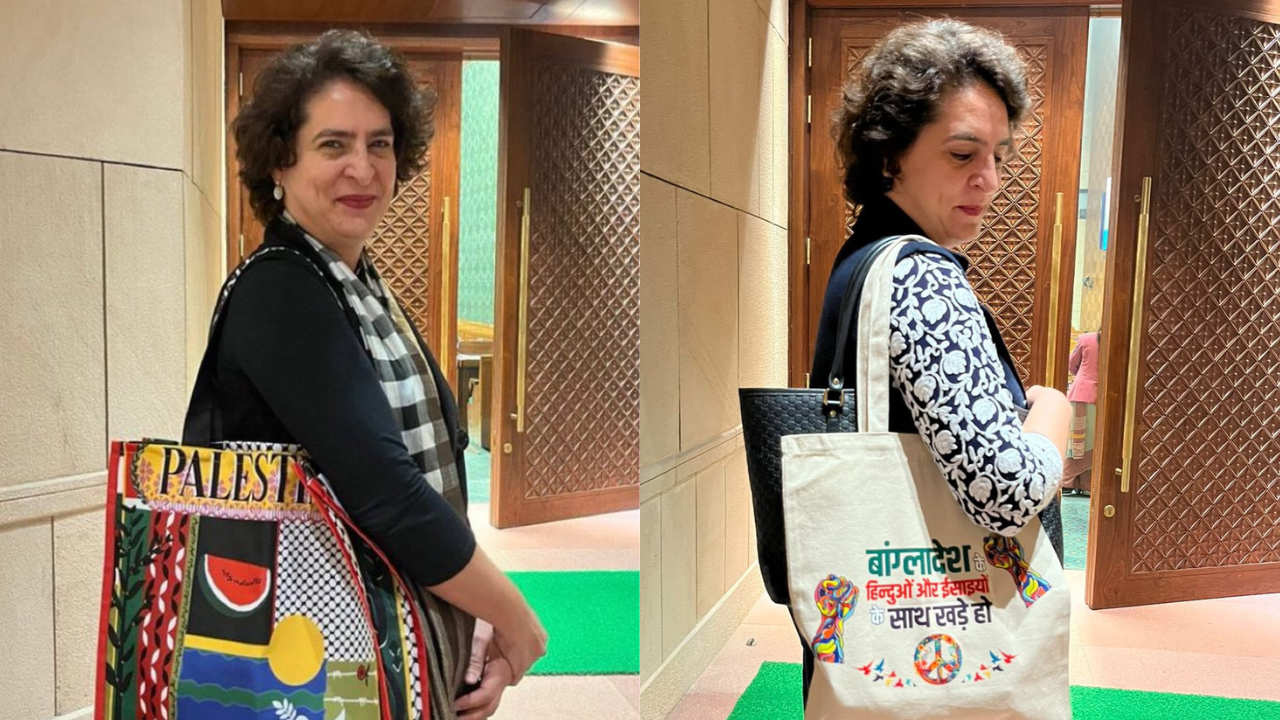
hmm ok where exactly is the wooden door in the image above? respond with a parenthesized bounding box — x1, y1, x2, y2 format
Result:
(228, 49, 463, 390)
(491, 29, 640, 528)
(1087, 0, 1280, 608)
(805, 9, 1088, 390)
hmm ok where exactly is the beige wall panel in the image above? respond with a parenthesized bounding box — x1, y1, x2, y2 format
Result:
(739, 214, 788, 388)
(0, 519, 56, 720)
(640, 175, 681, 468)
(184, 179, 221, 393)
(0, 0, 184, 168)
(765, 24, 789, 228)
(756, 22, 776, 229)
(723, 446, 750, 583)
(755, 0, 788, 44)
(661, 475, 697, 656)
(639, 0, 711, 194)
(53, 508, 106, 714)
(695, 459, 726, 617)
(0, 153, 104, 489)
(640, 491, 664, 683)
(190, 0, 225, 202)
(709, 0, 766, 215)
(105, 165, 188, 442)
(677, 192, 740, 450)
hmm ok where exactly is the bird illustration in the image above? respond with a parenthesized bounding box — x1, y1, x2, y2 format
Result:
(1001, 651, 1017, 664)
(874, 674, 884, 683)
(874, 659, 886, 673)
(858, 662, 873, 676)
(989, 651, 1002, 665)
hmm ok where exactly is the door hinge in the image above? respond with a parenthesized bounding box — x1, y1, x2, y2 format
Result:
(805, 237, 811, 265)
(806, 95, 811, 125)
(238, 232, 245, 258)
(807, 37, 812, 67)
(238, 71, 244, 98)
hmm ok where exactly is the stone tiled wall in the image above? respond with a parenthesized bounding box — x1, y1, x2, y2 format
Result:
(639, 0, 789, 716)
(0, 1, 224, 717)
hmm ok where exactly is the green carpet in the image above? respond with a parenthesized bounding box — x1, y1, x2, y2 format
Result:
(728, 662, 1280, 719)
(511, 570, 638, 675)
(1062, 494, 1089, 571)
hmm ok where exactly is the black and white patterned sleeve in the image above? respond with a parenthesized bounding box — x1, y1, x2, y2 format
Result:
(888, 253, 1063, 535)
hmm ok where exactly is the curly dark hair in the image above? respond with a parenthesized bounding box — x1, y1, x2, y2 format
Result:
(833, 19, 1030, 205)
(232, 29, 434, 225)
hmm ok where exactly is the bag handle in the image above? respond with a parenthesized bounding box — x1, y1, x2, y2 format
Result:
(824, 235, 906, 404)
(825, 236, 902, 421)
(854, 238, 912, 432)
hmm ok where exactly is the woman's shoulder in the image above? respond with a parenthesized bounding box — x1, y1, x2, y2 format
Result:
(220, 248, 346, 324)
(892, 246, 969, 288)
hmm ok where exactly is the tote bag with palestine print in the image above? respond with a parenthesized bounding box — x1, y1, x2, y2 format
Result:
(782, 238, 1071, 719)
(94, 247, 447, 720)
(95, 439, 434, 720)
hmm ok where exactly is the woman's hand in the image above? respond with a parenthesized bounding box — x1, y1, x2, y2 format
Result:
(492, 610, 549, 684)
(466, 620, 494, 686)
(1024, 385, 1071, 460)
(455, 653, 514, 720)
(425, 546, 547, 682)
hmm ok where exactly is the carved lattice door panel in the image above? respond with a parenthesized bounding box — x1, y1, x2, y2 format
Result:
(230, 52, 463, 391)
(491, 30, 639, 528)
(1089, 0, 1280, 609)
(807, 11, 1087, 388)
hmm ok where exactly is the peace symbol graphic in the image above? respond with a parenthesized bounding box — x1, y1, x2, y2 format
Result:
(914, 634, 963, 685)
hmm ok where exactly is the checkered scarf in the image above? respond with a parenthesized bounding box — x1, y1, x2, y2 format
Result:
(284, 215, 473, 717)
(286, 216, 461, 501)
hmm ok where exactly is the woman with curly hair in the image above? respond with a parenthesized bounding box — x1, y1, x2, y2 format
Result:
(806, 17, 1071, 704)
(184, 30, 544, 720)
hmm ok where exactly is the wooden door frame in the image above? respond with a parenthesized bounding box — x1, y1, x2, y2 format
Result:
(492, 28, 640, 529)
(1086, 0, 1280, 609)
(789, 2, 1089, 389)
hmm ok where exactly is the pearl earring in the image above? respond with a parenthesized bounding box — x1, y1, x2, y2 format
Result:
(273, 183, 284, 201)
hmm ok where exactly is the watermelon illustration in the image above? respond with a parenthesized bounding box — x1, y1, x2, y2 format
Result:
(200, 554, 272, 616)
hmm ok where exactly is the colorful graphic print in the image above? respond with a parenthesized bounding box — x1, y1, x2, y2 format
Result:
(811, 574, 859, 664)
(983, 534, 1051, 607)
(186, 517, 277, 646)
(914, 634, 963, 686)
(855, 658, 914, 688)
(958, 649, 1019, 684)
(324, 661, 382, 720)
(137, 510, 191, 720)
(175, 646, 326, 720)
(129, 443, 317, 521)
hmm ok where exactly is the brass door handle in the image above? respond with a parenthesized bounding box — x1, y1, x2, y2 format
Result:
(440, 196, 452, 354)
(514, 187, 532, 433)
(1046, 192, 1065, 387)
(1120, 177, 1153, 494)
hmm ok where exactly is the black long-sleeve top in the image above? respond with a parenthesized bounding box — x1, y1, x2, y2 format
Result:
(185, 219, 475, 587)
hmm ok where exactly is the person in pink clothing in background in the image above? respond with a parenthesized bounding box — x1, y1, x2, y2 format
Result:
(1064, 330, 1101, 494)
